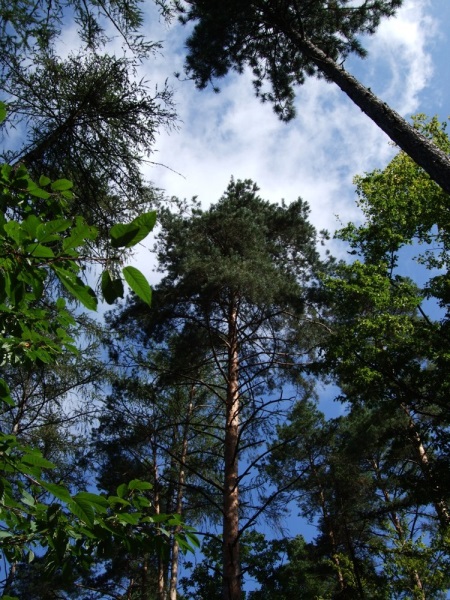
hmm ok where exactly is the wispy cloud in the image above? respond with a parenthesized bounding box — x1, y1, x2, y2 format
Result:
(98, 0, 438, 272)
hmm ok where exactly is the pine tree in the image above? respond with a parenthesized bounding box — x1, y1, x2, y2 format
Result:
(175, 1, 450, 195)
(104, 178, 330, 599)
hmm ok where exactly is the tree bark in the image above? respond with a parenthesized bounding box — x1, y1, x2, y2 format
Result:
(222, 297, 241, 600)
(401, 404, 450, 530)
(371, 458, 426, 599)
(169, 389, 194, 600)
(283, 31, 450, 195)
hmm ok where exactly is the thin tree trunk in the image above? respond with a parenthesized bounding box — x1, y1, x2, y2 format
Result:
(309, 460, 346, 593)
(222, 298, 241, 600)
(169, 389, 194, 600)
(278, 25, 450, 195)
(400, 404, 450, 529)
(371, 458, 426, 599)
(152, 446, 167, 600)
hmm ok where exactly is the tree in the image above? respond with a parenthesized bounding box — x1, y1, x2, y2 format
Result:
(3, 52, 175, 242)
(174, 0, 450, 195)
(321, 116, 450, 532)
(107, 179, 330, 599)
(1, 0, 176, 249)
(91, 336, 219, 600)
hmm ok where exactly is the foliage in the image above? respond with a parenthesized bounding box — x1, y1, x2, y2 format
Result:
(104, 178, 330, 598)
(0, 101, 197, 598)
(176, 0, 402, 121)
(3, 52, 175, 242)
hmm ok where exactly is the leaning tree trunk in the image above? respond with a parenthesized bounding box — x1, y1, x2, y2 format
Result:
(280, 26, 450, 195)
(222, 297, 241, 600)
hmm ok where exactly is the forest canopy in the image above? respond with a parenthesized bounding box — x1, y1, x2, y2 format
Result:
(1, 0, 450, 598)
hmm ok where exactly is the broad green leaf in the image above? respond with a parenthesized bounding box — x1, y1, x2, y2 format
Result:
(21, 490, 36, 507)
(68, 497, 95, 526)
(51, 179, 73, 192)
(0, 102, 6, 123)
(0, 379, 14, 407)
(116, 512, 141, 525)
(39, 175, 51, 187)
(128, 479, 153, 491)
(27, 183, 51, 199)
(53, 266, 98, 310)
(116, 483, 128, 499)
(110, 212, 156, 248)
(74, 492, 109, 513)
(4, 221, 25, 245)
(25, 243, 55, 258)
(101, 270, 124, 304)
(39, 481, 72, 503)
(22, 215, 41, 238)
(36, 219, 71, 243)
(109, 223, 141, 248)
(22, 452, 56, 469)
(122, 266, 152, 306)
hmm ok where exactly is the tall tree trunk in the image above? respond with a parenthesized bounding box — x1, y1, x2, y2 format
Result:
(169, 388, 194, 600)
(400, 404, 450, 530)
(152, 445, 167, 600)
(276, 20, 450, 195)
(371, 458, 426, 599)
(222, 298, 241, 600)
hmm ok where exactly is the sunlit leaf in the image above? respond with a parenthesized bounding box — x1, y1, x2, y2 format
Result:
(122, 266, 152, 306)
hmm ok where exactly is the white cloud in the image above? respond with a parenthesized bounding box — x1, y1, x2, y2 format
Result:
(137, 0, 436, 258)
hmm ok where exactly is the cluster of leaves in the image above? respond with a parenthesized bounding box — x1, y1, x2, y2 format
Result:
(0, 101, 197, 597)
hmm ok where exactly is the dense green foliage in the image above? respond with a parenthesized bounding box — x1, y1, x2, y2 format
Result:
(177, 0, 401, 120)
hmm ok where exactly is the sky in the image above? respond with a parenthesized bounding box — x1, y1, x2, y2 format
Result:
(126, 0, 450, 273)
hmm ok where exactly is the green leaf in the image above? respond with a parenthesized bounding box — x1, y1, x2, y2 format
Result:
(27, 182, 51, 200)
(53, 266, 98, 311)
(122, 266, 152, 306)
(101, 270, 124, 304)
(25, 243, 55, 258)
(39, 175, 51, 187)
(50, 179, 73, 192)
(128, 479, 153, 491)
(68, 497, 95, 526)
(74, 492, 109, 513)
(110, 212, 156, 248)
(116, 483, 128, 499)
(0, 379, 14, 407)
(36, 219, 71, 243)
(0, 101, 7, 123)
(117, 512, 141, 525)
(39, 481, 72, 503)
(22, 452, 56, 469)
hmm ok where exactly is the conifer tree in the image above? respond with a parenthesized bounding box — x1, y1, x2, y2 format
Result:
(175, 0, 450, 195)
(104, 178, 330, 599)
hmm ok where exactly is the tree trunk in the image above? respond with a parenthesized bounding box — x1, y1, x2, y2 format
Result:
(371, 458, 426, 599)
(400, 404, 450, 530)
(281, 28, 450, 195)
(169, 389, 194, 600)
(222, 298, 241, 600)
(152, 446, 167, 600)
(309, 460, 346, 593)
